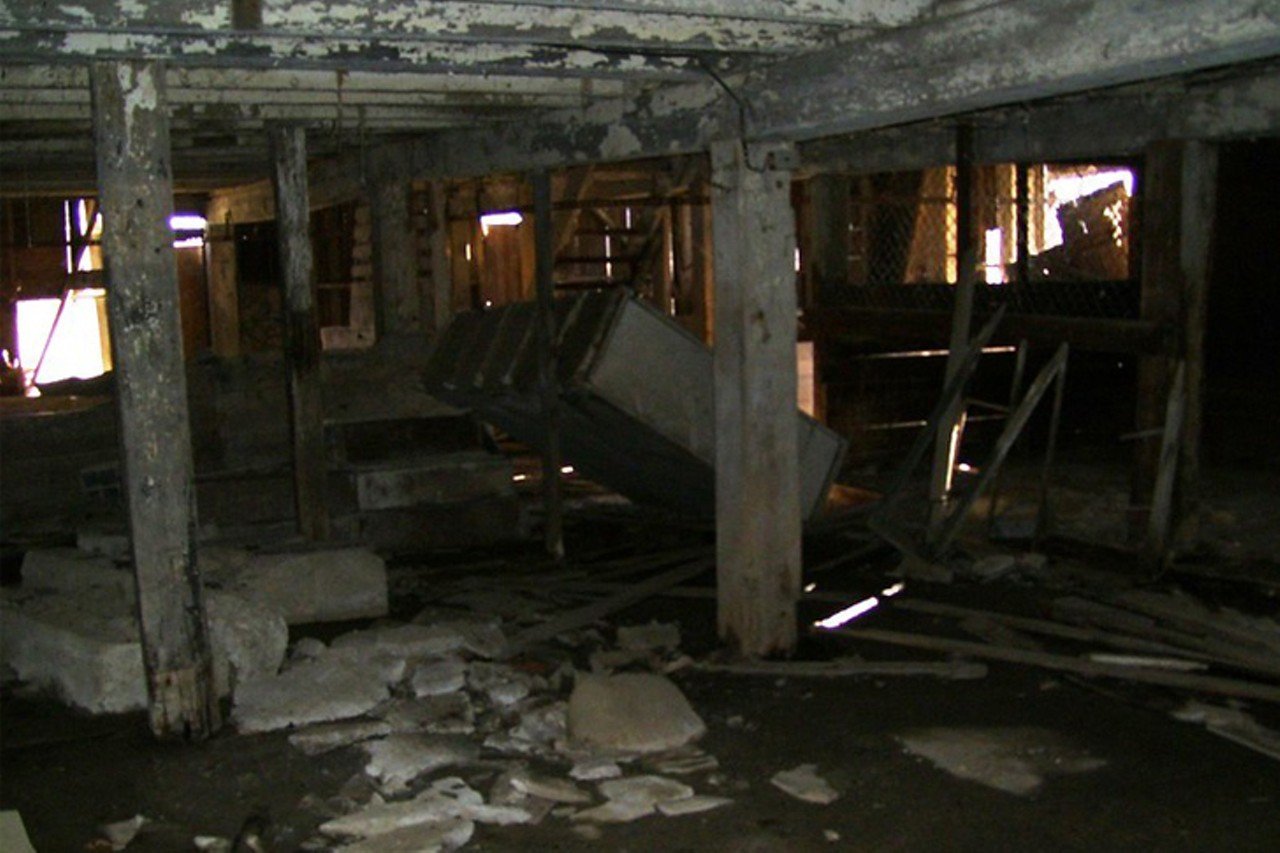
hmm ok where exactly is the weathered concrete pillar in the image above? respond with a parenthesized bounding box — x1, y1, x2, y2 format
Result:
(90, 59, 220, 740)
(368, 149, 420, 338)
(270, 123, 329, 540)
(709, 139, 801, 658)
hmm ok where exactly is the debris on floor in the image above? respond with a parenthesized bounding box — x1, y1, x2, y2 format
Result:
(97, 814, 147, 851)
(897, 727, 1107, 796)
(770, 764, 840, 805)
(567, 672, 706, 753)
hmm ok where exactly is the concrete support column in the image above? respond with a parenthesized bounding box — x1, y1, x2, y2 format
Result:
(709, 139, 802, 658)
(368, 150, 420, 338)
(90, 59, 220, 740)
(270, 123, 329, 540)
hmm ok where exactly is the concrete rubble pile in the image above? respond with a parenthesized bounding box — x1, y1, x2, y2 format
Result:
(225, 580, 734, 851)
(0, 542, 389, 714)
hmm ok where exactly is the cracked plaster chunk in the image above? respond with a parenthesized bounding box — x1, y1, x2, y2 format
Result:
(289, 720, 393, 756)
(335, 818, 474, 853)
(568, 673, 706, 754)
(508, 768, 591, 804)
(221, 547, 389, 625)
(363, 735, 478, 794)
(897, 727, 1106, 796)
(410, 660, 468, 697)
(571, 798, 654, 824)
(771, 765, 840, 805)
(599, 775, 694, 808)
(233, 651, 393, 734)
(570, 758, 623, 781)
(377, 694, 476, 736)
(657, 795, 733, 817)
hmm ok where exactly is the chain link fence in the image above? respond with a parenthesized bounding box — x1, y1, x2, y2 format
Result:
(835, 162, 1138, 319)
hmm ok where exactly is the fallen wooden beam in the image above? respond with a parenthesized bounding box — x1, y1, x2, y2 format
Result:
(820, 626, 1280, 704)
(696, 657, 987, 680)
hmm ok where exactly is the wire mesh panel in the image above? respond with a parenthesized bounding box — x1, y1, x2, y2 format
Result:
(832, 162, 1139, 319)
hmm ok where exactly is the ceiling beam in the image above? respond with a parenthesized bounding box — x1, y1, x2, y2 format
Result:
(0, 28, 715, 79)
(404, 0, 1280, 178)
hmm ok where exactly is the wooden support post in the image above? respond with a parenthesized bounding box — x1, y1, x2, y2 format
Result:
(1015, 163, 1031, 285)
(804, 173, 852, 306)
(426, 182, 453, 338)
(368, 150, 420, 338)
(532, 170, 564, 561)
(270, 124, 329, 540)
(205, 212, 240, 357)
(657, 206, 674, 315)
(1133, 141, 1216, 551)
(90, 59, 219, 740)
(710, 139, 801, 658)
(927, 123, 978, 543)
(676, 197, 715, 344)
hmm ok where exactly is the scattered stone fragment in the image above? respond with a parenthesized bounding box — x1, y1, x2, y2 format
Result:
(290, 637, 328, 663)
(568, 673, 706, 754)
(572, 824, 603, 840)
(656, 795, 733, 817)
(289, 720, 392, 756)
(508, 701, 567, 747)
(234, 652, 392, 734)
(468, 662, 531, 706)
(333, 624, 470, 660)
(411, 660, 469, 697)
(897, 727, 1106, 796)
(206, 592, 289, 696)
(193, 836, 232, 852)
(335, 818, 474, 853)
(599, 775, 694, 808)
(616, 621, 681, 652)
(99, 814, 147, 851)
(824, 829, 841, 842)
(364, 735, 478, 793)
(771, 765, 840, 805)
(509, 767, 591, 804)
(570, 758, 623, 781)
(378, 694, 476, 735)
(219, 547, 389, 625)
(650, 746, 719, 775)
(589, 649, 650, 673)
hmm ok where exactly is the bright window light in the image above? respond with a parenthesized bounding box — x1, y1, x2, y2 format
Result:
(480, 211, 523, 236)
(16, 289, 109, 386)
(169, 214, 207, 232)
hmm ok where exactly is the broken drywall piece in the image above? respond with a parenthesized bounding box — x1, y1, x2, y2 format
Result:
(508, 767, 591, 804)
(363, 735, 478, 794)
(770, 765, 840, 805)
(335, 818, 474, 852)
(233, 651, 393, 734)
(616, 621, 681, 652)
(219, 547, 389, 625)
(192, 836, 232, 852)
(568, 673, 706, 754)
(570, 758, 623, 781)
(508, 700, 567, 747)
(289, 720, 393, 756)
(657, 795, 733, 817)
(206, 591, 288, 696)
(99, 814, 148, 851)
(410, 660, 468, 697)
(651, 748, 720, 776)
(897, 727, 1106, 796)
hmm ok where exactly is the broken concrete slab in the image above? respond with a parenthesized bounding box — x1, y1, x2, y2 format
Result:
(334, 622, 503, 662)
(363, 735, 479, 794)
(570, 758, 623, 781)
(599, 775, 694, 808)
(568, 673, 706, 754)
(468, 662, 533, 706)
(508, 768, 591, 804)
(288, 720, 393, 756)
(897, 727, 1106, 796)
(376, 694, 476, 736)
(233, 650, 397, 734)
(770, 765, 840, 804)
(215, 547, 389, 625)
(571, 799, 655, 824)
(0, 587, 285, 715)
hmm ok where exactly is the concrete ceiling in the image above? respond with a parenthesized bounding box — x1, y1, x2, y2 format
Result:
(1, 0, 1278, 195)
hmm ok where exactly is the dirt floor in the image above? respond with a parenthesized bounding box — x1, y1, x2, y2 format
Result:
(5, 504, 1280, 852)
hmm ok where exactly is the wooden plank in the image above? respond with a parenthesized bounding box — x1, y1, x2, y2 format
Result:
(532, 169, 564, 561)
(504, 558, 713, 656)
(1145, 361, 1187, 569)
(710, 140, 801, 657)
(368, 148, 420, 337)
(426, 181, 453, 337)
(91, 59, 219, 740)
(270, 123, 329, 540)
(822, 626, 1280, 704)
(697, 658, 988, 680)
